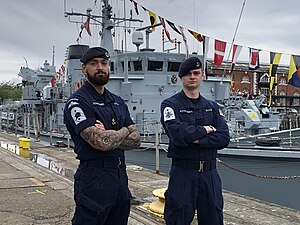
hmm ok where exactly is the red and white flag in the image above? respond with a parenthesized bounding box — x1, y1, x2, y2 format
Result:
(60, 65, 66, 75)
(178, 26, 189, 58)
(249, 48, 260, 70)
(230, 44, 242, 72)
(159, 16, 173, 43)
(232, 44, 242, 63)
(84, 17, 92, 36)
(49, 77, 55, 87)
(214, 39, 227, 66)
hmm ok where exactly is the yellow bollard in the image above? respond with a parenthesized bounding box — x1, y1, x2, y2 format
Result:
(19, 138, 31, 158)
(148, 188, 167, 215)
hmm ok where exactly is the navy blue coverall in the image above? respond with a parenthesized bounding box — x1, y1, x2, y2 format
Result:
(64, 82, 134, 225)
(161, 90, 230, 225)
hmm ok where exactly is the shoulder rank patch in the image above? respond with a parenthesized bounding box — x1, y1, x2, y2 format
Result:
(163, 107, 175, 122)
(219, 109, 224, 116)
(68, 101, 79, 109)
(71, 107, 87, 125)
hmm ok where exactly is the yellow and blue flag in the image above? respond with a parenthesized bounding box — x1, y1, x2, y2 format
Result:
(268, 52, 282, 107)
(288, 55, 300, 87)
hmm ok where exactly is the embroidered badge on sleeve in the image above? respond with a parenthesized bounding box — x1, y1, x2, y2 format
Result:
(71, 107, 87, 125)
(163, 107, 175, 122)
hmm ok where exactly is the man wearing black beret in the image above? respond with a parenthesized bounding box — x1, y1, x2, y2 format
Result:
(161, 56, 230, 225)
(64, 47, 140, 224)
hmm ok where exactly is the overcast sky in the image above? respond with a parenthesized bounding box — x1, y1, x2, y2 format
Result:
(0, 0, 300, 83)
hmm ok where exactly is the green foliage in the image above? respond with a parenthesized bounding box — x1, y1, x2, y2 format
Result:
(0, 81, 22, 102)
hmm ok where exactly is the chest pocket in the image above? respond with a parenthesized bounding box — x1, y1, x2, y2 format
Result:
(201, 108, 214, 125)
(193, 108, 215, 126)
(178, 108, 195, 124)
(93, 101, 123, 130)
(109, 102, 126, 130)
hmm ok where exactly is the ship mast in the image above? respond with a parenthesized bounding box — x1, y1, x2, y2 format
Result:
(101, 0, 114, 54)
(64, 0, 143, 55)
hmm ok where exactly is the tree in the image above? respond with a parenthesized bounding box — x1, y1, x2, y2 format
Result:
(0, 81, 22, 103)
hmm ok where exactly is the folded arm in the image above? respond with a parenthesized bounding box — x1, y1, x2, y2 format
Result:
(80, 124, 129, 151)
(119, 124, 141, 150)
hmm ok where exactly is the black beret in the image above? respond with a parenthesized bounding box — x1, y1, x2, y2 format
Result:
(178, 57, 202, 77)
(80, 47, 110, 63)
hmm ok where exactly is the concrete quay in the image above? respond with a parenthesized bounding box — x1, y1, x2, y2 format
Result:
(0, 131, 299, 225)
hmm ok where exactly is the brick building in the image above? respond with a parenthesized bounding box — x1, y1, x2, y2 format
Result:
(206, 60, 300, 111)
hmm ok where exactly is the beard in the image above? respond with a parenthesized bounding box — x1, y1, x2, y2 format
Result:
(86, 70, 110, 86)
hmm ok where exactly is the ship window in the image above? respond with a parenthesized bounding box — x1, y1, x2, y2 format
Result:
(133, 61, 143, 71)
(121, 61, 131, 72)
(147, 60, 163, 71)
(167, 62, 181, 72)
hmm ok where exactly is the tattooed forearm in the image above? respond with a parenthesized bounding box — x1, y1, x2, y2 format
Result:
(119, 125, 141, 150)
(80, 126, 129, 151)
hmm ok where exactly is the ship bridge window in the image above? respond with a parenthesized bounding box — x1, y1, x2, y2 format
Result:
(167, 62, 181, 72)
(133, 60, 143, 71)
(121, 61, 131, 72)
(147, 60, 163, 71)
(110, 62, 114, 73)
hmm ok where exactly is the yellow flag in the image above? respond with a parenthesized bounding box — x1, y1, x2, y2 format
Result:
(148, 10, 157, 31)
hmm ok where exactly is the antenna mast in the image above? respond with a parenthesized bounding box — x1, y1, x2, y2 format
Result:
(52, 46, 55, 67)
(223, 0, 247, 77)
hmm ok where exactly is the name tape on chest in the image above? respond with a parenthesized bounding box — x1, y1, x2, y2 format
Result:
(163, 107, 176, 122)
(71, 107, 87, 125)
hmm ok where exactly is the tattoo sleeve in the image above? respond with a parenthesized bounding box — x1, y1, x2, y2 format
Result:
(80, 126, 129, 151)
(119, 124, 141, 150)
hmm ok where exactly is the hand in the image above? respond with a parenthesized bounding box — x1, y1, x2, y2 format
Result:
(203, 125, 216, 134)
(95, 120, 106, 131)
(127, 124, 137, 133)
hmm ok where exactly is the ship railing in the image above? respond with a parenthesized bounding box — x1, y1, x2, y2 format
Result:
(231, 118, 300, 148)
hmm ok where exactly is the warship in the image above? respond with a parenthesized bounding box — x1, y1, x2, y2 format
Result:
(1, 0, 300, 158)
(1, 0, 231, 138)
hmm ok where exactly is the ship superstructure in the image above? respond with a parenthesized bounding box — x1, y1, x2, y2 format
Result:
(3, 0, 288, 142)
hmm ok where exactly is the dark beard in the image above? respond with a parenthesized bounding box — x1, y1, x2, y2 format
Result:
(86, 71, 110, 86)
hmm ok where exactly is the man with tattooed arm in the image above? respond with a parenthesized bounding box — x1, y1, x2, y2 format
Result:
(64, 47, 141, 225)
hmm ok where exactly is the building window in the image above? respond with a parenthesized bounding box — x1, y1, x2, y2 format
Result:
(279, 78, 286, 85)
(293, 92, 300, 106)
(260, 87, 269, 96)
(242, 89, 249, 95)
(279, 91, 286, 106)
(260, 73, 269, 83)
(241, 75, 250, 83)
